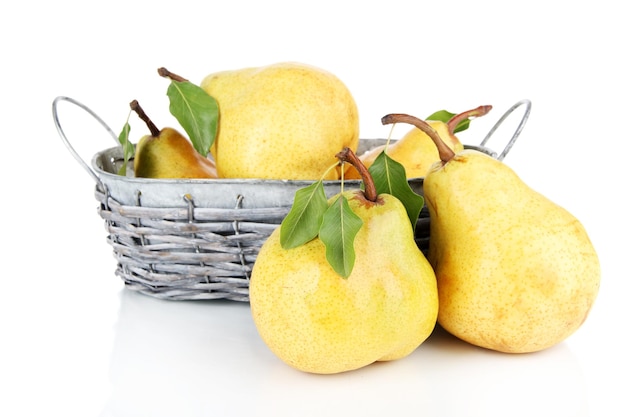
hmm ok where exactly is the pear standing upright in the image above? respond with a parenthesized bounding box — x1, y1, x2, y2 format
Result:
(249, 149, 438, 374)
(382, 113, 601, 353)
(201, 62, 359, 180)
(131, 100, 217, 179)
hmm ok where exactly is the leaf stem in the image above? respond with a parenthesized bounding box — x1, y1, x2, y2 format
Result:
(381, 113, 456, 164)
(448, 104, 492, 133)
(336, 147, 377, 202)
(130, 100, 160, 137)
(321, 161, 341, 180)
(157, 67, 188, 82)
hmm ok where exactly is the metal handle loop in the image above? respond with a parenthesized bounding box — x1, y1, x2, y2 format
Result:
(52, 96, 120, 187)
(481, 99, 532, 161)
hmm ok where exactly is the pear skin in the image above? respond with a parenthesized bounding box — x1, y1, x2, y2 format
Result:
(351, 120, 463, 179)
(201, 62, 359, 180)
(134, 127, 217, 179)
(424, 150, 601, 353)
(350, 105, 491, 180)
(250, 190, 438, 374)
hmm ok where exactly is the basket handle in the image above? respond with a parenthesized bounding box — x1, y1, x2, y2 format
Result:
(52, 96, 120, 188)
(480, 99, 532, 161)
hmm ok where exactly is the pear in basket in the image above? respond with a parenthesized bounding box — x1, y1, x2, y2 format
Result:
(382, 113, 601, 354)
(249, 148, 438, 374)
(130, 100, 217, 179)
(200, 62, 359, 180)
(346, 105, 490, 180)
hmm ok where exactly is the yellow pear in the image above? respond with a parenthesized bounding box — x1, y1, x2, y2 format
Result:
(130, 100, 217, 179)
(347, 105, 490, 179)
(382, 113, 601, 353)
(200, 62, 359, 180)
(353, 120, 462, 179)
(134, 127, 217, 179)
(249, 156, 438, 373)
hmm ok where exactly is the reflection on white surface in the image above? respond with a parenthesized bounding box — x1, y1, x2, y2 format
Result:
(101, 289, 588, 417)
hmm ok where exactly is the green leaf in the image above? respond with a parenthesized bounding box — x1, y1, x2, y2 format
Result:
(166, 80, 218, 157)
(116, 115, 133, 176)
(319, 194, 363, 278)
(280, 180, 329, 249)
(426, 109, 469, 133)
(368, 151, 424, 230)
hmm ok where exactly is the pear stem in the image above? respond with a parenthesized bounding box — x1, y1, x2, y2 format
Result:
(336, 147, 377, 202)
(130, 100, 160, 137)
(157, 67, 188, 82)
(448, 104, 492, 133)
(381, 113, 456, 164)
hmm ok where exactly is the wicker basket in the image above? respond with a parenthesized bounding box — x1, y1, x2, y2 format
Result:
(53, 96, 531, 301)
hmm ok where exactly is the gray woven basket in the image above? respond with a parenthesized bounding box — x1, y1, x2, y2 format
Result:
(53, 96, 531, 302)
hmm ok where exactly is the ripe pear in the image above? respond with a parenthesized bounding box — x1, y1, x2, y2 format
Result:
(382, 113, 601, 353)
(249, 150, 438, 374)
(130, 100, 217, 179)
(200, 62, 359, 180)
(347, 105, 490, 180)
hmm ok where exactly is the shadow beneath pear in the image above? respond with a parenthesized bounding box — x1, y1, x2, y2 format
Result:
(251, 324, 590, 417)
(413, 324, 591, 417)
(99, 289, 591, 417)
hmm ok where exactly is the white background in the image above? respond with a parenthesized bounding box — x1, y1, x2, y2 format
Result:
(2, 1, 624, 416)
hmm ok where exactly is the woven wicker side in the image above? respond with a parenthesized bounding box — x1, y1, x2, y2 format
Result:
(56, 96, 527, 303)
(95, 187, 287, 301)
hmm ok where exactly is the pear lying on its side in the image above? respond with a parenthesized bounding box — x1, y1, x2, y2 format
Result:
(382, 113, 601, 354)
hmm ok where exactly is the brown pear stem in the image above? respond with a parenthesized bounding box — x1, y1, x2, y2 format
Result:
(157, 67, 188, 82)
(336, 147, 378, 202)
(448, 104, 493, 132)
(381, 113, 455, 164)
(130, 100, 160, 137)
